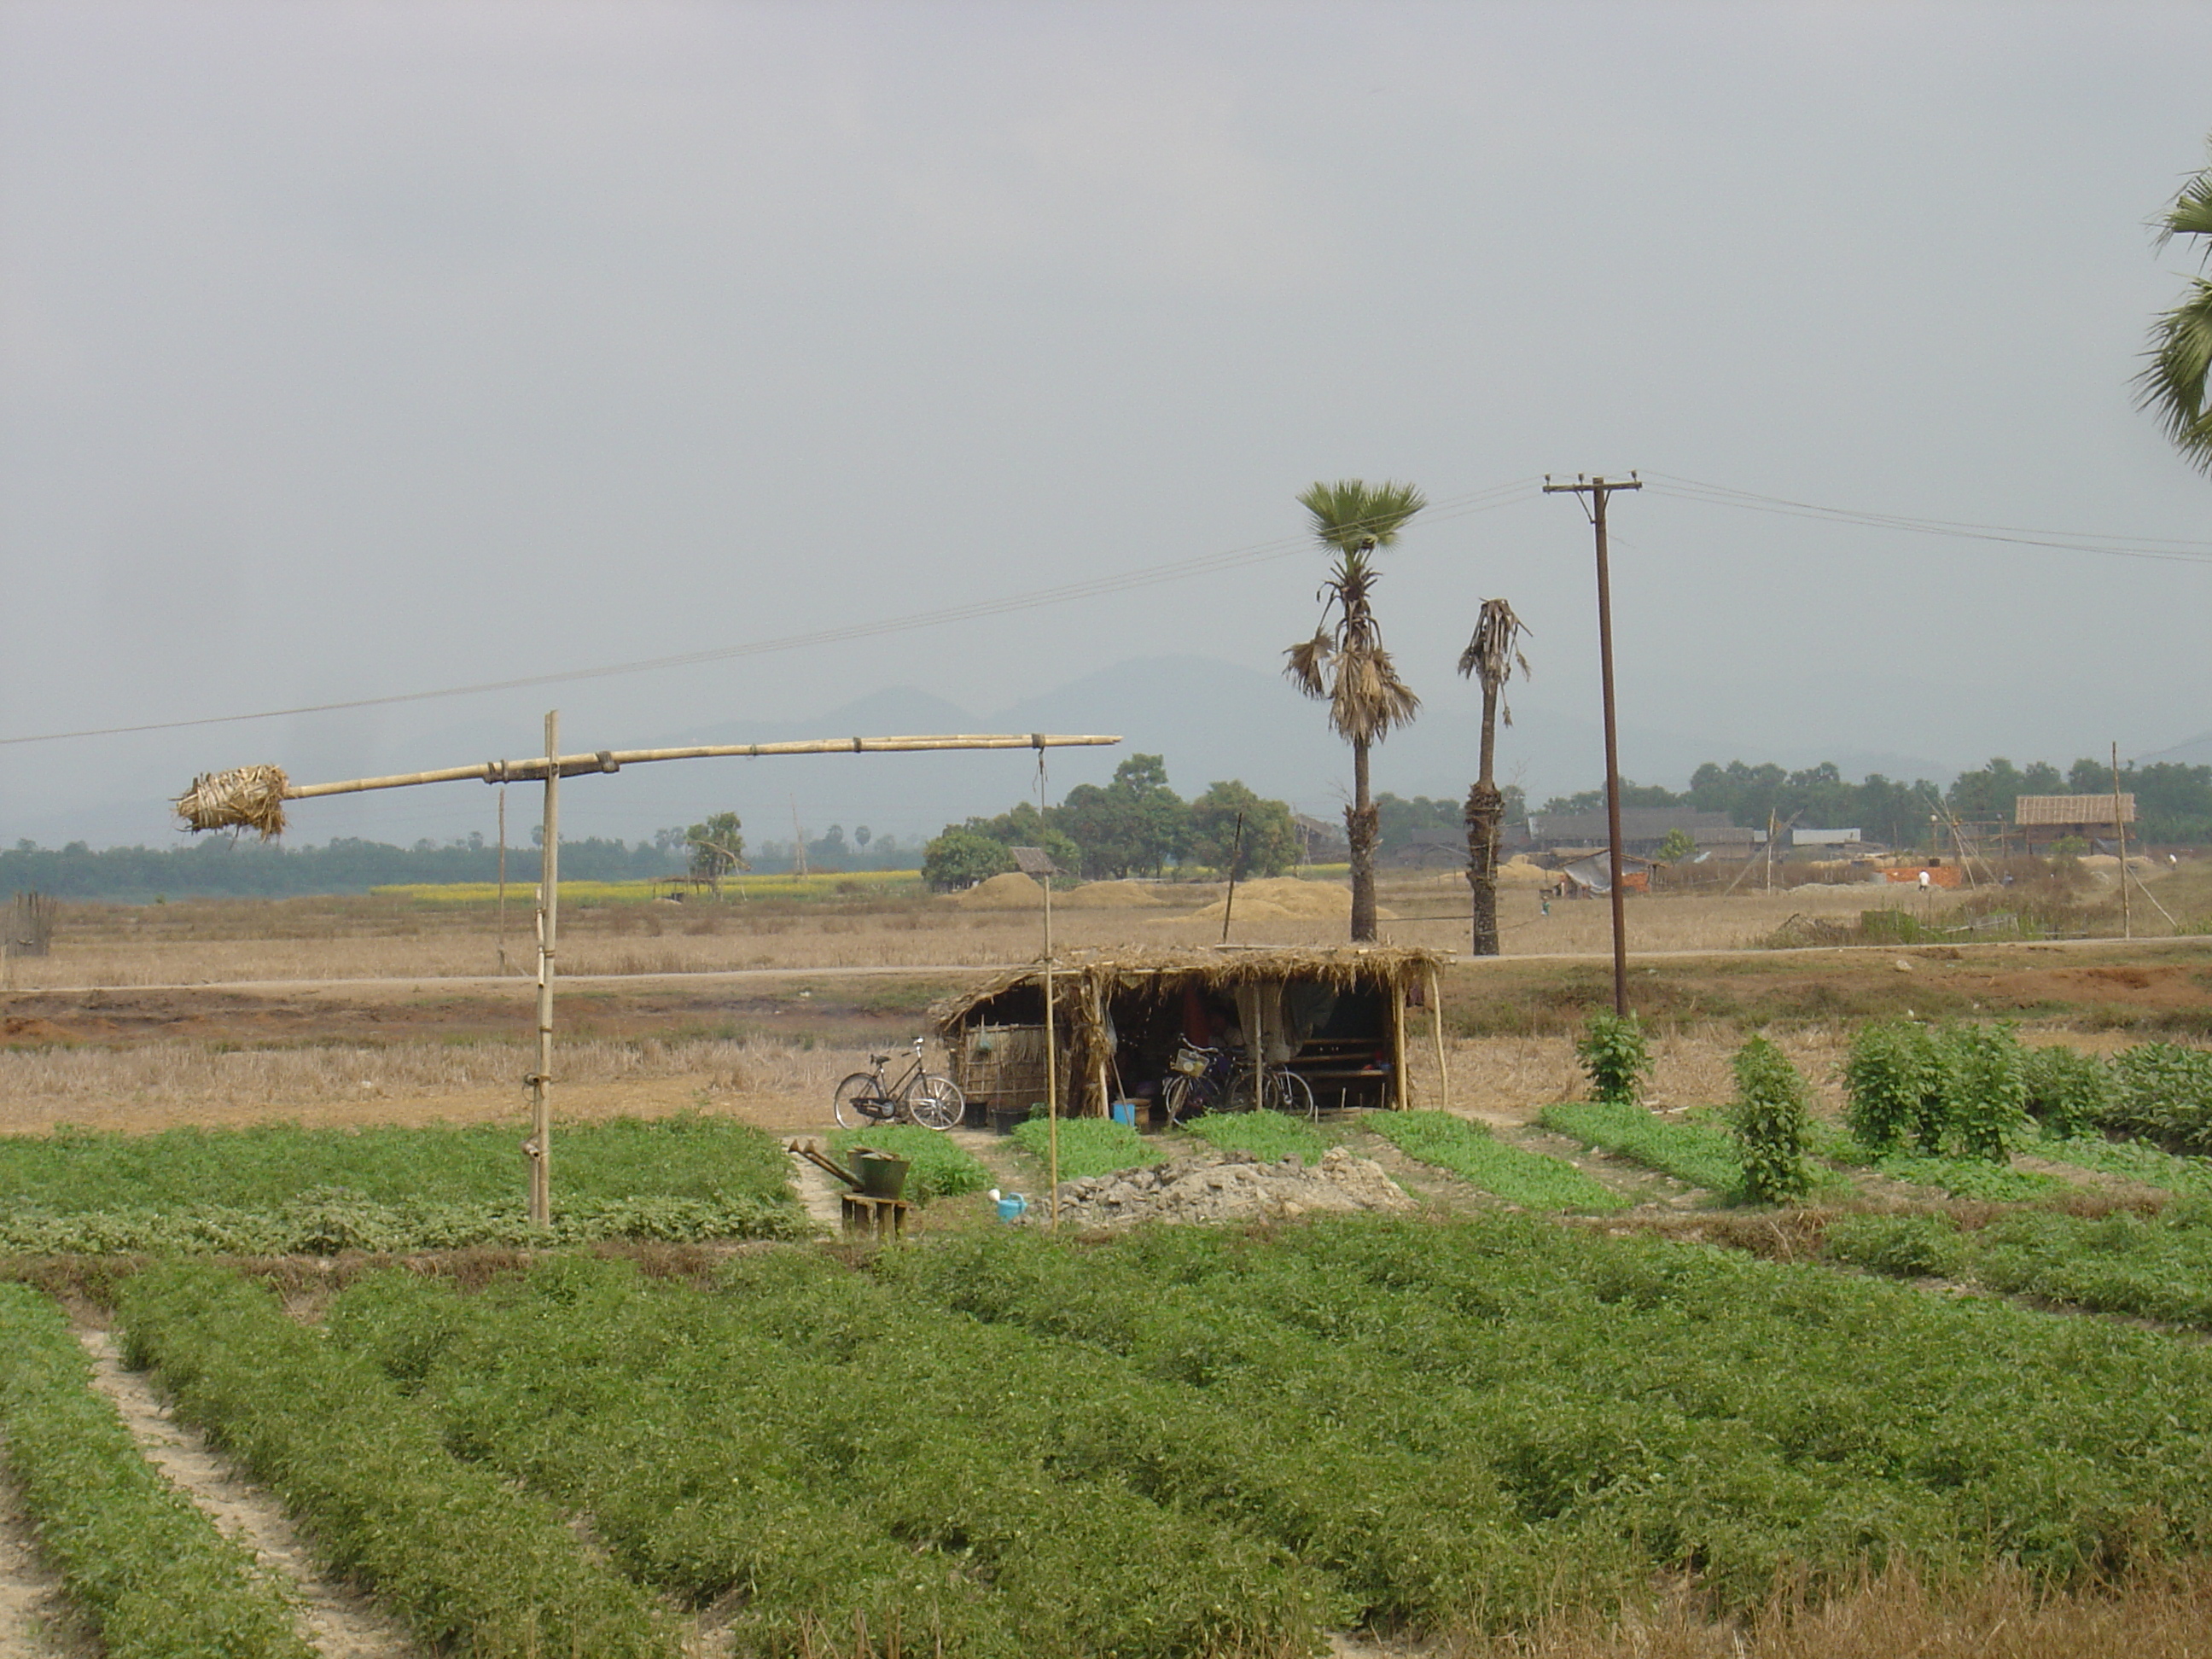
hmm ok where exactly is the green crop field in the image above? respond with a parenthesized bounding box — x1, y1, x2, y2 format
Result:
(1185, 1108, 1333, 1165)
(71, 1214, 2212, 1657)
(0, 1115, 805, 1254)
(1368, 1110, 1627, 1212)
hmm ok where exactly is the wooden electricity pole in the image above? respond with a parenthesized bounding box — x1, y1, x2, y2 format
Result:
(1544, 473, 1642, 1017)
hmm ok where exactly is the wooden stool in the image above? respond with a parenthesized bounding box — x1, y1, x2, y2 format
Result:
(841, 1193, 911, 1239)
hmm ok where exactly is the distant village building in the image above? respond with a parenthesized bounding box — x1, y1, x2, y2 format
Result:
(1792, 827, 1863, 848)
(1555, 852, 1656, 898)
(1291, 813, 1351, 864)
(1525, 807, 1737, 856)
(2013, 794, 2135, 853)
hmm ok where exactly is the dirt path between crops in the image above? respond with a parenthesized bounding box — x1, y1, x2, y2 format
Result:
(75, 1331, 422, 1659)
(0, 1465, 76, 1659)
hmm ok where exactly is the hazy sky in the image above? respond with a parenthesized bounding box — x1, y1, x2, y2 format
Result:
(4, 2, 2210, 849)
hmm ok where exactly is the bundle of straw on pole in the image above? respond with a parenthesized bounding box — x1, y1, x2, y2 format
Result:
(173, 765, 290, 837)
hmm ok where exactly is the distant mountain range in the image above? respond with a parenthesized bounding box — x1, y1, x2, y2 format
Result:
(3, 654, 1970, 851)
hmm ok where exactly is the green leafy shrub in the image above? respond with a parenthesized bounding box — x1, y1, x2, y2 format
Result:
(1575, 1012, 1652, 1106)
(827, 1123, 993, 1202)
(1728, 1039, 1813, 1203)
(1366, 1110, 1627, 1212)
(0, 1283, 312, 1658)
(2105, 1043, 2212, 1154)
(118, 1263, 678, 1659)
(1825, 1213, 1967, 1278)
(1012, 1115, 1161, 1181)
(1186, 1109, 1331, 1165)
(2023, 1045, 2113, 1141)
(1945, 1024, 2030, 1161)
(1842, 1022, 1935, 1153)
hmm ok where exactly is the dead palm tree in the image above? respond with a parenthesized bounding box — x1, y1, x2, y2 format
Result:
(1457, 598, 1530, 957)
(1284, 479, 1425, 942)
(2139, 147, 2212, 475)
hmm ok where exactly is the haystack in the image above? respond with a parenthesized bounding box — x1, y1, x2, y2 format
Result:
(952, 870, 1044, 907)
(173, 765, 290, 839)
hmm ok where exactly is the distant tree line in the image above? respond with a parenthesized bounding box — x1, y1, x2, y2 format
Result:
(921, 755, 1301, 890)
(0, 834, 684, 900)
(1536, 758, 2212, 847)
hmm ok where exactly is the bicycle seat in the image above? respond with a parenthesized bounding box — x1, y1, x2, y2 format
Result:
(869, 1052, 892, 1065)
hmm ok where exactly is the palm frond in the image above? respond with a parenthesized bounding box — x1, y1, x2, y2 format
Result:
(1330, 643, 1421, 745)
(1296, 479, 1428, 557)
(1458, 597, 1531, 727)
(1283, 632, 1335, 700)
(2154, 151, 2212, 249)
(2137, 274, 2212, 475)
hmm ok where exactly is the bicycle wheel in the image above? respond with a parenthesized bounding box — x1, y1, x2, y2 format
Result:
(1161, 1073, 1207, 1127)
(832, 1073, 888, 1130)
(904, 1074, 965, 1131)
(1221, 1065, 1265, 1113)
(1271, 1069, 1318, 1122)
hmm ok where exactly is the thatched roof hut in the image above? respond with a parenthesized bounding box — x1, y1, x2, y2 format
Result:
(930, 946, 1450, 1121)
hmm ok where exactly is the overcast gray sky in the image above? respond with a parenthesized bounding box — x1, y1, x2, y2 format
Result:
(3, 1, 2209, 850)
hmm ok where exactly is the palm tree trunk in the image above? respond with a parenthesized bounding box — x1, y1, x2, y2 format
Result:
(1348, 738, 1379, 942)
(1465, 682, 1502, 956)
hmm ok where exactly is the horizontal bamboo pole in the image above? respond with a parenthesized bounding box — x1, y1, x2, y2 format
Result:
(281, 732, 1121, 800)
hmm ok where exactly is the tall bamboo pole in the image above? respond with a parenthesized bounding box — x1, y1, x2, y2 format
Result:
(2112, 742, 2133, 942)
(496, 785, 508, 976)
(529, 711, 559, 1228)
(1043, 865, 1057, 1230)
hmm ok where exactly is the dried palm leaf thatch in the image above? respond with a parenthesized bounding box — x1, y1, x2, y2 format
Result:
(174, 765, 291, 837)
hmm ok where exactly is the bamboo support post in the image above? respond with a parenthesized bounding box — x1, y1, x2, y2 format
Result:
(529, 711, 558, 1227)
(1429, 966, 1449, 1110)
(1042, 871, 1057, 1231)
(1390, 984, 1410, 1109)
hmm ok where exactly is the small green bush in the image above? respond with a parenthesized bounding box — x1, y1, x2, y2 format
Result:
(1842, 1022, 1933, 1154)
(2105, 1043, 2212, 1154)
(0, 1284, 311, 1659)
(2024, 1045, 2112, 1141)
(1574, 1012, 1651, 1107)
(1945, 1025, 2030, 1161)
(1728, 1038, 1813, 1203)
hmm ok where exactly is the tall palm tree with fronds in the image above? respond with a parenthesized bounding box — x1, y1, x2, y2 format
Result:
(2140, 146, 2212, 475)
(1458, 598, 1529, 958)
(1284, 479, 1425, 942)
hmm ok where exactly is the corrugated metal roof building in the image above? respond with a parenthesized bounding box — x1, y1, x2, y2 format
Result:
(2013, 795, 2134, 827)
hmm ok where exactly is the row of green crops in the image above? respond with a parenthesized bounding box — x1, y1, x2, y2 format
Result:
(826, 1124, 994, 1202)
(1010, 1115, 1158, 1180)
(1827, 1201, 2212, 1327)
(117, 1262, 678, 1658)
(0, 1284, 311, 1658)
(1538, 1099, 1749, 1194)
(1184, 1109, 1333, 1165)
(0, 1191, 808, 1256)
(257, 1214, 2212, 1653)
(1366, 1110, 1626, 1212)
(0, 1112, 796, 1214)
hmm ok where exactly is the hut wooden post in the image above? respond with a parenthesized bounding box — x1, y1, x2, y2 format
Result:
(1428, 965, 1449, 1110)
(1390, 980, 1410, 1109)
(529, 710, 559, 1227)
(1089, 973, 1111, 1119)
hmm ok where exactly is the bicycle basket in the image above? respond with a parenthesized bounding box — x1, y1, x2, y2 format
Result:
(1169, 1045, 1212, 1077)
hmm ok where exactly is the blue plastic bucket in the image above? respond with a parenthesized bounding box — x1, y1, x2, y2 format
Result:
(995, 1193, 1028, 1223)
(1109, 1100, 1138, 1126)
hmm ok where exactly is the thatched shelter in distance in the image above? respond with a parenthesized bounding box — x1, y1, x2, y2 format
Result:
(931, 946, 1451, 1125)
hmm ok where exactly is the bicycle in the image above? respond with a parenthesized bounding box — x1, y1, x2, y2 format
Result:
(832, 1038, 966, 1132)
(1161, 1039, 1317, 1126)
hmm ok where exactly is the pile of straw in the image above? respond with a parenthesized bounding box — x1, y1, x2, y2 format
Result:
(173, 765, 290, 838)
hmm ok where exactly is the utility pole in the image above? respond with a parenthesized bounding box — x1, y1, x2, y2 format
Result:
(1544, 473, 1641, 1018)
(2112, 742, 2133, 941)
(527, 711, 558, 1227)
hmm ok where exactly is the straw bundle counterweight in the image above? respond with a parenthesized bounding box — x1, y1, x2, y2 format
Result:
(173, 765, 290, 838)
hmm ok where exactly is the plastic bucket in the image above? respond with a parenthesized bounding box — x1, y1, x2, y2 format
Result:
(850, 1150, 911, 1200)
(995, 1193, 1028, 1223)
(1109, 1100, 1138, 1126)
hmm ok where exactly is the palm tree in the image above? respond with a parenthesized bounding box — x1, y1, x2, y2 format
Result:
(1284, 479, 1425, 942)
(1457, 598, 1529, 957)
(2139, 147, 2212, 475)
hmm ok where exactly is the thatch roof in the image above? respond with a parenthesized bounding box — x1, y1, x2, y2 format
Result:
(2014, 794, 2135, 827)
(931, 945, 1447, 1033)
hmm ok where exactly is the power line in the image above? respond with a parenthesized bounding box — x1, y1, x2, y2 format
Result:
(0, 480, 1540, 748)
(1644, 473, 2212, 566)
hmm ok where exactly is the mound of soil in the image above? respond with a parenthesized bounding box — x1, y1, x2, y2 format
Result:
(1057, 882, 1165, 910)
(952, 871, 1045, 907)
(1048, 1146, 1415, 1230)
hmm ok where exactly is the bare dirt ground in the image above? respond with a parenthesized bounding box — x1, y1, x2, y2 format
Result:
(75, 1330, 421, 1659)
